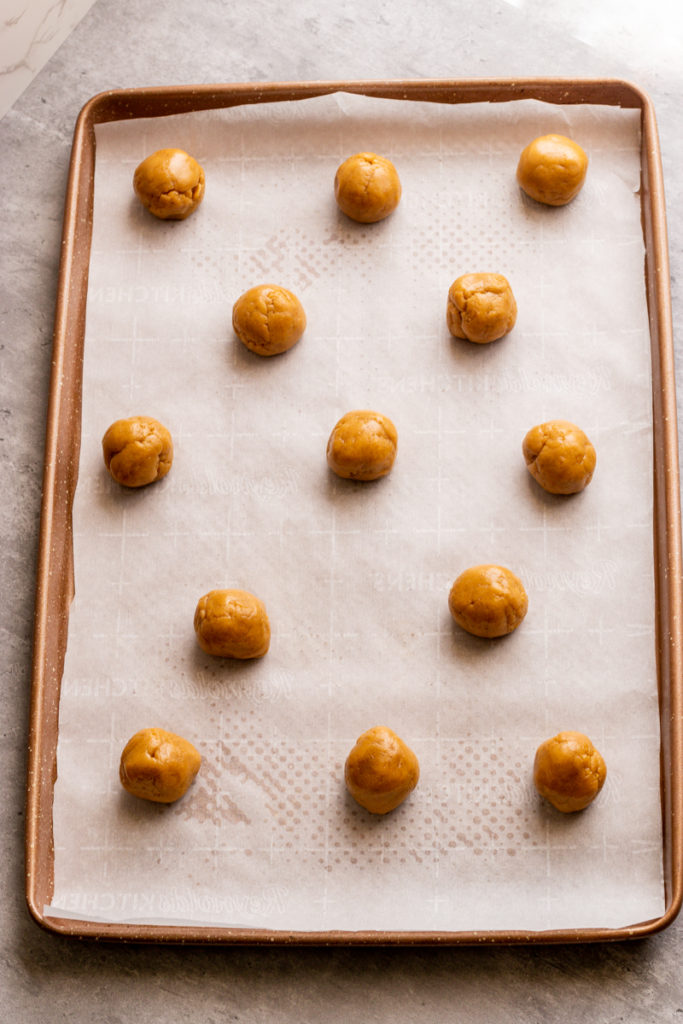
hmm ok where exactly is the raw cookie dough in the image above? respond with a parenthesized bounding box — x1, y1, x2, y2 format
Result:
(344, 726, 419, 814)
(448, 564, 528, 638)
(232, 284, 306, 356)
(447, 273, 517, 343)
(533, 731, 606, 812)
(194, 588, 271, 658)
(326, 409, 398, 481)
(133, 148, 205, 220)
(523, 419, 596, 495)
(334, 152, 402, 223)
(102, 415, 173, 488)
(119, 727, 201, 803)
(516, 134, 588, 207)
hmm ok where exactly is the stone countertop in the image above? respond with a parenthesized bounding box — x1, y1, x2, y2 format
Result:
(1, 1, 681, 1020)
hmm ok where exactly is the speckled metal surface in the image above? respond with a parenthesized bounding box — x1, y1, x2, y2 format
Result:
(2, 0, 682, 1019)
(25, 77, 681, 947)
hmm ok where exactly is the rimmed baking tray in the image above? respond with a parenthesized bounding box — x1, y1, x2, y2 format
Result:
(27, 78, 682, 944)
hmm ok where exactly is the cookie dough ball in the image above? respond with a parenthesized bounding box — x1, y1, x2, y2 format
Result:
(516, 134, 588, 207)
(334, 152, 402, 223)
(102, 415, 173, 488)
(447, 273, 517, 344)
(232, 284, 306, 356)
(194, 588, 270, 659)
(119, 727, 201, 803)
(344, 726, 419, 814)
(326, 409, 398, 481)
(133, 148, 205, 220)
(523, 419, 596, 495)
(533, 731, 606, 813)
(448, 564, 528, 638)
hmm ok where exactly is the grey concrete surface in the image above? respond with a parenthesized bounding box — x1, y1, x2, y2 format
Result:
(1, 1, 682, 1019)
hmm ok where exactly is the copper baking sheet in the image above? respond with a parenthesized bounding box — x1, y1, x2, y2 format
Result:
(26, 79, 682, 944)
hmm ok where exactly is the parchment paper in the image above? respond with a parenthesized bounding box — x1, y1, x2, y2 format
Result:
(47, 92, 664, 931)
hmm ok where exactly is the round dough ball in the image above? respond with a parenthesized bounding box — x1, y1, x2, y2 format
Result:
(133, 148, 205, 220)
(533, 731, 606, 813)
(516, 134, 588, 207)
(102, 415, 173, 488)
(334, 152, 402, 223)
(326, 409, 398, 481)
(523, 419, 596, 495)
(232, 284, 306, 356)
(119, 727, 201, 803)
(194, 588, 270, 659)
(344, 726, 419, 814)
(447, 273, 517, 344)
(448, 564, 528, 638)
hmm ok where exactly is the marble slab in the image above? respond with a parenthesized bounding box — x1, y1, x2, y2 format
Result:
(0, 0, 98, 119)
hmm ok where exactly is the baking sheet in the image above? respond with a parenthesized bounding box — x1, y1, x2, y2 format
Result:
(44, 90, 665, 933)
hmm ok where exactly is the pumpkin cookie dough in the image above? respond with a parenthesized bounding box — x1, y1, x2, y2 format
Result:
(516, 134, 588, 207)
(533, 731, 606, 812)
(447, 273, 517, 343)
(102, 415, 173, 488)
(326, 409, 398, 481)
(119, 727, 201, 803)
(133, 148, 205, 220)
(334, 152, 402, 223)
(523, 419, 596, 495)
(345, 726, 419, 814)
(232, 284, 306, 356)
(194, 588, 270, 659)
(448, 564, 528, 638)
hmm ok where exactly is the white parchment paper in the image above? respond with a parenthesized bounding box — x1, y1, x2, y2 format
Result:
(47, 92, 665, 932)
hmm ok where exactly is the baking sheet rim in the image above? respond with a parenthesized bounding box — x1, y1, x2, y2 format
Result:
(26, 77, 683, 945)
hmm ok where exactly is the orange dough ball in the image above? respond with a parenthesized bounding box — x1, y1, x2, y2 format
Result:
(344, 726, 419, 814)
(533, 731, 606, 812)
(516, 134, 588, 206)
(334, 152, 402, 223)
(119, 727, 201, 803)
(232, 284, 306, 356)
(326, 410, 398, 481)
(102, 415, 173, 488)
(133, 148, 205, 220)
(523, 419, 596, 495)
(448, 564, 528, 638)
(194, 588, 270, 659)
(446, 273, 517, 343)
